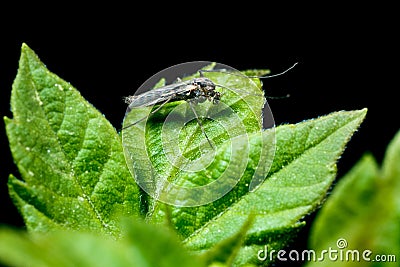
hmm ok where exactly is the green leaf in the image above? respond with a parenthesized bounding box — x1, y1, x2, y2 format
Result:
(307, 130, 400, 266)
(4, 44, 141, 235)
(0, 218, 205, 267)
(181, 109, 367, 266)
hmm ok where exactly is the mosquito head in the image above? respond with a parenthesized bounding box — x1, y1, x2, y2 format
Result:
(191, 77, 221, 104)
(211, 91, 221, 104)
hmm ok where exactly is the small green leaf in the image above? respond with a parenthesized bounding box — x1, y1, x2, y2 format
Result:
(307, 130, 400, 266)
(0, 219, 205, 267)
(121, 218, 205, 267)
(382, 130, 400, 185)
(200, 214, 255, 266)
(4, 44, 141, 235)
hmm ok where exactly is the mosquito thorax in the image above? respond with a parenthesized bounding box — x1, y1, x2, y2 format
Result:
(192, 77, 216, 91)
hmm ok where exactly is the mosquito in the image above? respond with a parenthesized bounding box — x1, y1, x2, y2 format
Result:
(122, 63, 298, 149)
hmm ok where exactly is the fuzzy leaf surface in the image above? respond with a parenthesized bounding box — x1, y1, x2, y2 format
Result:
(5, 44, 141, 235)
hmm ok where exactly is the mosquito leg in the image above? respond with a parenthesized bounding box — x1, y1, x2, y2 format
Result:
(188, 101, 214, 150)
(122, 96, 174, 130)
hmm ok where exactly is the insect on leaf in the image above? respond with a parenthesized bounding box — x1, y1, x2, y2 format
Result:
(122, 62, 273, 208)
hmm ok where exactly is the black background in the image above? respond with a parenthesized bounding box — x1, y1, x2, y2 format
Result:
(0, 4, 398, 266)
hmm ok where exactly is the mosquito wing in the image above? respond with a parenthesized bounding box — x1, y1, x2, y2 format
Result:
(125, 80, 195, 108)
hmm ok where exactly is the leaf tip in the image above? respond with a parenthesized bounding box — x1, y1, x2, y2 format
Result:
(21, 43, 31, 52)
(351, 107, 368, 120)
(19, 43, 39, 64)
(360, 107, 368, 116)
(349, 108, 368, 127)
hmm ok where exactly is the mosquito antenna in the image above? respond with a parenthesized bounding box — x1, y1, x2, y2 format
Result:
(200, 62, 298, 79)
(202, 63, 297, 100)
(248, 62, 298, 79)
